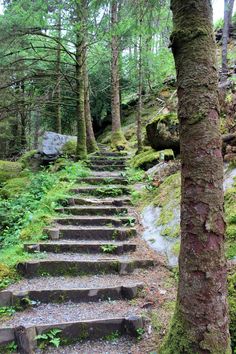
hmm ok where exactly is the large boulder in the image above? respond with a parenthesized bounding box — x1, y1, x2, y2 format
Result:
(146, 113, 180, 156)
(38, 131, 76, 156)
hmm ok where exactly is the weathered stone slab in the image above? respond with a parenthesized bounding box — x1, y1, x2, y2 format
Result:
(38, 131, 76, 156)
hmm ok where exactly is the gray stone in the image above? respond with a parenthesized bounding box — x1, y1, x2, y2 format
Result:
(38, 131, 76, 156)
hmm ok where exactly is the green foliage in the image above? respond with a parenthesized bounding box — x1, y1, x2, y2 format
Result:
(18, 150, 37, 169)
(95, 187, 124, 197)
(0, 161, 89, 287)
(0, 161, 23, 184)
(0, 177, 30, 199)
(0, 341, 17, 354)
(228, 272, 236, 352)
(61, 140, 77, 157)
(136, 327, 145, 340)
(131, 148, 174, 170)
(104, 330, 120, 342)
(123, 167, 145, 183)
(35, 328, 62, 349)
(100, 244, 118, 254)
(0, 306, 16, 318)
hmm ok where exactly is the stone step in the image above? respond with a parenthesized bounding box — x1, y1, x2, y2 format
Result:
(53, 216, 135, 227)
(93, 152, 128, 157)
(57, 206, 129, 216)
(78, 176, 128, 185)
(0, 316, 143, 350)
(25, 241, 137, 254)
(0, 283, 143, 306)
(17, 259, 154, 277)
(89, 165, 126, 171)
(69, 197, 131, 206)
(70, 185, 130, 196)
(54, 226, 136, 240)
(88, 159, 127, 166)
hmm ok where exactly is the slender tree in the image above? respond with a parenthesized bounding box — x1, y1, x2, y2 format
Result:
(136, 0, 143, 153)
(55, 1, 62, 134)
(160, 1, 231, 353)
(221, 0, 235, 83)
(75, 0, 87, 160)
(110, 0, 126, 149)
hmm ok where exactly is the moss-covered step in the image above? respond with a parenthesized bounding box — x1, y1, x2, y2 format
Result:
(70, 185, 130, 196)
(70, 197, 132, 206)
(89, 165, 126, 171)
(24, 241, 137, 254)
(53, 216, 135, 227)
(17, 259, 155, 277)
(93, 152, 128, 157)
(0, 316, 144, 350)
(0, 284, 143, 307)
(54, 226, 136, 240)
(78, 176, 128, 185)
(57, 206, 129, 216)
(88, 159, 127, 166)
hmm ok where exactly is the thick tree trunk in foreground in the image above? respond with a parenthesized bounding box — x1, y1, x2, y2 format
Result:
(160, 1, 231, 353)
(75, 0, 87, 160)
(111, 0, 125, 148)
(84, 58, 98, 153)
(221, 0, 235, 83)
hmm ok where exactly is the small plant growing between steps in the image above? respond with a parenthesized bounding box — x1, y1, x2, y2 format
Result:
(124, 216, 136, 227)
(1, 340, 17, 354)
(0, 306, 16, 319)
(95, 187, 124, 197)
(104, 330, 120, 342)
(136, 327, 145, 340)
(100, 244, 118, 253)
(35, 328, 62, 349)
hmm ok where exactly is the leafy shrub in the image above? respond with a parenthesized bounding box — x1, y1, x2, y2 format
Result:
(61, 140, 77, 156)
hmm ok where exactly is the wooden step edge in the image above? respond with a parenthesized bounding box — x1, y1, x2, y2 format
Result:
(17, 259, 155, 278)
(0, 284, 144, 306)
(0, 316, 144, 350)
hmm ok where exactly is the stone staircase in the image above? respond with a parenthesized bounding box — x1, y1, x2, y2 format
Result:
(0, 148, 155, 353)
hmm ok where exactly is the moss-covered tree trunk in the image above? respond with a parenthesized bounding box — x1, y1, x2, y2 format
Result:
(160, 1, 231, 353)
(84, 60, 98, 153)
(75, 0, 87, 160)
(221, 0, 235, 83)
(111, 0, 125, 149)
(136, 2, 143, 153)
(55, 2, 62, 134)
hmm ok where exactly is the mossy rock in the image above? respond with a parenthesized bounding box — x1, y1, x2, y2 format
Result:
(0, 160, 23, 184)
(0, 263, 11, 280)
(62, 140, 77, 156)
(131, 148, 174, 170)
(0, 177, 30, 198)
(19, 150, 38, 169)
(146, 112, 180, 155)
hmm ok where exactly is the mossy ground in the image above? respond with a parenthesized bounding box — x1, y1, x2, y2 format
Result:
(0, 159, 90, 289)
(0, 160, 23, 184)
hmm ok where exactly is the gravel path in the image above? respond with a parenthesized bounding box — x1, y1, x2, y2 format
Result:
(0, 301, 141, 328)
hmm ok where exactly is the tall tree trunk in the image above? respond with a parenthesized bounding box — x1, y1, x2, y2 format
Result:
(111, 0, 125, 148)
(55, 2, 62, 134)
(160, 1, 231, 353)
(20, 81, 27, 149)
(84, 59, 98, 153)
(136, 5, 143, 153)
(221, 0, 235, 83)
(75, 0, 87, 160)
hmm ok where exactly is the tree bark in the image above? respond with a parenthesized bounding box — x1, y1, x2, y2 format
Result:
(136, 3, 143, 153)
(160, 1, 231, 353)
(55, 1, 62, 134)
(84, 57, 98, 153)
(75, 0, 87, 160)
(111, 0, 124, 147)
(221, 0, 235, 83)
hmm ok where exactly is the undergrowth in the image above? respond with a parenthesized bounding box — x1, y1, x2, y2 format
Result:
(0, 160, 90, 289)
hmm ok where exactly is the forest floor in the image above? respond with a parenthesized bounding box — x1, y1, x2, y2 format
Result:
(0, 148, 176, 354)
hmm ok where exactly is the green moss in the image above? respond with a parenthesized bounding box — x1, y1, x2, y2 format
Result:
(61, 140, 77, 156)
(0, 177, 30, 198)
(148, 112, 178, 126)
(111, 129, 128, 151)
(0, 160, 22, 184)
(18, 150, 37, 169)
(225, 177, 236, 259)
(131, 148, 174, 170)
(171, 242, 180, 257)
